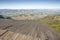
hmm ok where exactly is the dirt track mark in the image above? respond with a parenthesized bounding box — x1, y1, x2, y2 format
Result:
(0, 19, 60, 40)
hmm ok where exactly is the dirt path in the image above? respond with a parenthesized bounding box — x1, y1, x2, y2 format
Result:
(0, 19, 60, 40)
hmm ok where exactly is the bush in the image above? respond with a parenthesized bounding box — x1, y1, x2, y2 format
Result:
(0, 15, 4, 19)
(6, 17, 11, 19)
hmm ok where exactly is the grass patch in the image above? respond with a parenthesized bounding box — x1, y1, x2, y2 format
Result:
(33, 15, 60, 32)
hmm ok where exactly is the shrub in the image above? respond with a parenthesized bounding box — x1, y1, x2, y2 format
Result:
(6, 17, 11, 19)
(0, 15, 4, 19)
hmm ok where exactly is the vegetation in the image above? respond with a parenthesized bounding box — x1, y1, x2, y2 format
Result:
(34, 15, 60, 32)
(0, 15, 4, 19)
(6, 17, 12, 19)
(0, 15, 12, 19)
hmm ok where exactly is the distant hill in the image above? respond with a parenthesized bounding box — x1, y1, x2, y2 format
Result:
(0, 9, 60, 17)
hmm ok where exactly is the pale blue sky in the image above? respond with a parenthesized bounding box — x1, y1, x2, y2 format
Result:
(0, 0, 60, 9)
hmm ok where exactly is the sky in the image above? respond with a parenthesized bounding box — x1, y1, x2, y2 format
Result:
(0, 0, 60, 9)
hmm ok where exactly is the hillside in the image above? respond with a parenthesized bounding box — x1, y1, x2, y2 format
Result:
(34, 15, 60, 32)
(0, 19, 60, 40)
